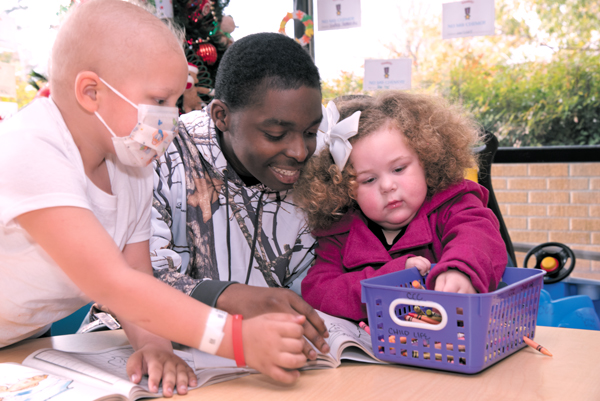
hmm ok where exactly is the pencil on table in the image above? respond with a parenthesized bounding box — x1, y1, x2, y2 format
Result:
(523, 336, 553, 357)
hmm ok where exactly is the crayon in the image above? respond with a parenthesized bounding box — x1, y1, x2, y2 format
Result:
(404, 315, 418, 323)
(359, 321, 371, 335)
(407, 312, 440, 325)
(523, 336, 552, 357)
(412, 280, 424, 290)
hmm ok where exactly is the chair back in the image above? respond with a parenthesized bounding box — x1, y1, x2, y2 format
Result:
(475, 131, 517, 266)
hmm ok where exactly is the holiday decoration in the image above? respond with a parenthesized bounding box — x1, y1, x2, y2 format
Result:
(177, 47, 214, 114)
(279, 10, 314, 46)
(172, 0, 234, 113)
(196, 42, 218, 65)
(216, 14, 236, 47)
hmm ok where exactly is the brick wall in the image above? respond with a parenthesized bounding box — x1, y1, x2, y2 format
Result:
(491, 162, 600, 279)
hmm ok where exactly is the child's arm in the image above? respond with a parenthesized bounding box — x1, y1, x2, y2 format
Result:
(302, 235, 416, 321)
(426, 184, 507, 293)
(119, 240, 196, 396)
(17, 206, 307, 384)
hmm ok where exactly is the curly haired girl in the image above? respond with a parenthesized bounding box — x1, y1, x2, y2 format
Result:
(294, 91, 507, 321)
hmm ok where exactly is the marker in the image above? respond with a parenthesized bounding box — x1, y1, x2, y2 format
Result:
(359, 321, 371, 335)
(419, 307, 441, 321)
(407, 312, 440, 325)
(412, 280, 424, 290)
(425, 309, 441, 318)
(414, 306, 426, 315)
(427, 314, 442, 322)
(523, 336, 552, 357)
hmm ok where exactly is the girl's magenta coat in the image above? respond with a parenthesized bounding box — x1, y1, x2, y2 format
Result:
(301, 180, 508, 321)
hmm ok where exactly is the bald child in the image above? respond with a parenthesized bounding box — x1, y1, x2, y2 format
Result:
(0, 0, 309, 393)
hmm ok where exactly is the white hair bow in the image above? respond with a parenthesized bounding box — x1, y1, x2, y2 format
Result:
(318, 101, 361, 170)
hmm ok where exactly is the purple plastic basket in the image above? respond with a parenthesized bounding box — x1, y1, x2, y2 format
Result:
(360, 267, 544, 374)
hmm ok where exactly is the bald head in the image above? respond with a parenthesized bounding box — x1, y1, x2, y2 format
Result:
(51, 0, 184, 101)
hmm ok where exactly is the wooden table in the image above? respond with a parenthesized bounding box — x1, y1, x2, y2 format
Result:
(1, 326, 599, 401)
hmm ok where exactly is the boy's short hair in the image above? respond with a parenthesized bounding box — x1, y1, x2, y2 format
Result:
(214, 32, 321, 111)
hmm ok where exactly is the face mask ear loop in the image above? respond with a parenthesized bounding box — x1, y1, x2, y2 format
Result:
(94, 111, 118, 138)
(98, 77, 138, 110)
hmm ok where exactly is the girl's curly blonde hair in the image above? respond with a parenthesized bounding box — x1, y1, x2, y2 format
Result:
(294, 91, 482, 232)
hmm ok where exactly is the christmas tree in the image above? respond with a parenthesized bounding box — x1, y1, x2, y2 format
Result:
(172, 0, 236, 113)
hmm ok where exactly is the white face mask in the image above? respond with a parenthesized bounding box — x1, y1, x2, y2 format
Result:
(94, 77, 179, 167)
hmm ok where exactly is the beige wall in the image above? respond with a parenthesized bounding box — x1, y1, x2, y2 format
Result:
(491, 162, 600, 279)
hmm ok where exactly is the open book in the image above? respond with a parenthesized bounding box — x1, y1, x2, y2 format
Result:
(302, 310, 387, 369)
(0, 346, 254, 401)
(0, 312, 382, 400)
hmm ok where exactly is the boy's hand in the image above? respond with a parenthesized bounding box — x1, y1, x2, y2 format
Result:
(242, 313, 307, 384)
(216, 285, 330, 360)
(406, 256, 431, 276)
(126, 341, 197, 397)
(434, 269, 477, 294)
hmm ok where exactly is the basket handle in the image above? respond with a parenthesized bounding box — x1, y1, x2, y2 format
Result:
(388, 298, 448, 331)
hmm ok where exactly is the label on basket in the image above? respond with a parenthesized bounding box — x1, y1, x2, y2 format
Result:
(387, 326, 432, 342)
(406, 291, 425, 300)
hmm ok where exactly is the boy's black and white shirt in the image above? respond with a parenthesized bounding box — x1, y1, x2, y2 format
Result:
(150, 108, 316, 305)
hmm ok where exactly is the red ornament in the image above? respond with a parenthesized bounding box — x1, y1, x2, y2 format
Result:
(196, 43, 218, 65)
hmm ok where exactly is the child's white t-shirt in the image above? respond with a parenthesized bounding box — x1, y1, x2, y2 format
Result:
(0, 97, 152, 348)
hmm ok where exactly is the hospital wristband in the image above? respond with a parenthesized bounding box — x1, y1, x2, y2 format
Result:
(198, 308, 228, 354)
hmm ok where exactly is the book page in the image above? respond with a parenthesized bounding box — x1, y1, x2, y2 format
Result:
(0, 362, 120, 401)
(24, 345, 251, 398)
(314, 311, 386, 365)
(184, 347, 257, 387)
(24, 347, 143, 399)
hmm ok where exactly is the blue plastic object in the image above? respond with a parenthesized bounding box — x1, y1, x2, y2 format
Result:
(536, 276, 600, 331)
(50, 303, 92, 336)
(544, 277, 600, 317)
(361, 267, 544, 374)
(537, 289, 600, 330)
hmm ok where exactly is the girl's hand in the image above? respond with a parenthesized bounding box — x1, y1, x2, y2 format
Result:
(126, 342, 197, 397)
(242, 313, 307, 384)
(406, 256, 431, 276)
(434, 269, 477, 294)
